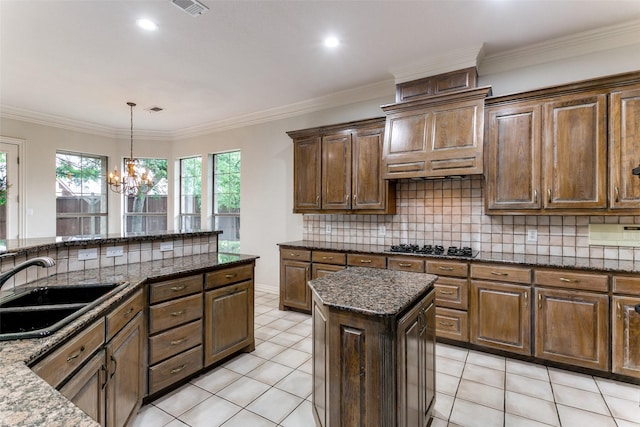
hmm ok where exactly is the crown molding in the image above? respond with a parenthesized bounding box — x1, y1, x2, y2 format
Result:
(479, 19, 640, 75)
(389, 44, 485, 84)
(171, 78, 396, 139)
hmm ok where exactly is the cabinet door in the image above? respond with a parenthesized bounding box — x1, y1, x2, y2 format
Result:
(542, 93, 607, 209)
(470, 281, 531, 355)
(280, 259, 311, 311)
(59, 349, 107, 426)
(322, 133, 352, 210)
(485, 103, 542, 210)
(293, 136, 321, 211)
(612, 295, 640, 378)
(106, 312, 145, 427)
(352, 126, 386, 210)
(535, 288, 609, 370)
(398, 291, 435, 427)
(610, 86, 640, 209)
(204, 280, 254, 366)
(383, 110, 432, 179)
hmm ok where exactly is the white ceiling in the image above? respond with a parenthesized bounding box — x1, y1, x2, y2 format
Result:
(1, 0, 640, 137)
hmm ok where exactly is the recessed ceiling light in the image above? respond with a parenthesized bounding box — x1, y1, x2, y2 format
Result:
(136, 19, 158, 31)
(324, 36, 340, 48)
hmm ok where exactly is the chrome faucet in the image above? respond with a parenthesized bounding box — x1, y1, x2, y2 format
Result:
(0, 256, 56, 290)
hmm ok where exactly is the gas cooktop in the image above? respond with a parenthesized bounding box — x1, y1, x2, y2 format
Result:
(388, 244, 478, 258)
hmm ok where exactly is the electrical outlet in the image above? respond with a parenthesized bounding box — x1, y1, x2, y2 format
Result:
(106, 246, 124, 257)
(78, 248, 98, 261)
(325, 224, 332, 234)
(378, 225, 386, 236)
(527, 229, 538, 242)
(160, 241, 174, 252)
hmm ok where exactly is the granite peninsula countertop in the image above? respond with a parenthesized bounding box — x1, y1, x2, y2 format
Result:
(278, 240, 640, 274)
(309, 267, 437, 317)
(0, 252, 258, 427)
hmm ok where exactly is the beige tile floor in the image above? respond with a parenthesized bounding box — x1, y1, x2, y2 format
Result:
(132, 290, 640, 427)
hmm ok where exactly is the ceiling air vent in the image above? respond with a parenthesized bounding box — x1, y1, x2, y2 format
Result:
(145, 106, 164, 113)
(171, 0, 208, 16)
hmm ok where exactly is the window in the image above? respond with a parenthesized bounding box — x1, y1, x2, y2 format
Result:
(56, 151, 108, 236)
(212, 151, 240, 252)
(124, 158, 168, 234)
(179, 156, 202, 230)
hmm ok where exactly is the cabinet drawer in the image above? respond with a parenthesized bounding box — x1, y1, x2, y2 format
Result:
(150, 275, 203, 304)
(149, 320, 202, 365)
(534, 269, 608, 292)
(388, 257, 425, 273)
(613, 275, 640, 294)
(471, 264, 531, 284)
(205, 264, 253, 290)
(312, 251, 346, 265)
(347, 253, 386, 269)
(435, 277, 468, 310)
(280, 248, 311, 261)
(106, 290, 144, 341)
(148, 345, 203, 394)
(149, 294, 203, 334)
(435, 307, 468, 342)
(426, 260, 468, 278)
(32, 317, 106, 388)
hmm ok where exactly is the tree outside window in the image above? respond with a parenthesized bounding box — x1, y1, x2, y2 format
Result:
(124, 158, 168, 234)
(180, 156, 202, 230)
(55, 151, 107, 236)
(212, 151, 240, 253)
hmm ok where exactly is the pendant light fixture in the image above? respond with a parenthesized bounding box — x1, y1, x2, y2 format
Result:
(107, 102, 153, 196)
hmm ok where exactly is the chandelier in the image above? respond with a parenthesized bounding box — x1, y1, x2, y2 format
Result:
(107, 102, 153, 196)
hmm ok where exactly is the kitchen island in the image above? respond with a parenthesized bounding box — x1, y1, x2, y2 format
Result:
(309, 267, 437, 427)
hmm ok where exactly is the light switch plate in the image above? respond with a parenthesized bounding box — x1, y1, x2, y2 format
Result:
(160, 241, 174, 252)
(78, 248, 98, 261)
(325, 225, 332, 234)
(106, 246, 124, 257)
(378, 225, 386, 236)
(527, 229, 537, 242)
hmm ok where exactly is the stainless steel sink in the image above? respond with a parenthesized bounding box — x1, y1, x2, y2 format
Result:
(0, 282, 127, 340)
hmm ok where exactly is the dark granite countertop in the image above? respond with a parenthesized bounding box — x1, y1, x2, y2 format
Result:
(309, 267, 437, 317)
(278, 240, 640, 274)
(0, 252, 258, 427)
(0, 229, 222, 256)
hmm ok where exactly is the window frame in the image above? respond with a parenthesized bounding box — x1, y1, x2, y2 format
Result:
(211, 150, 240, 253)
(178, 156, 202, 231)
(122, 157, 169, 234)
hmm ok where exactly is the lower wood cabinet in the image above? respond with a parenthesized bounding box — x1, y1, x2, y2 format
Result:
(612, 295, 640, 378)
(59, 349, 107, 426)
(280, 248, 312, 311)
(534, 287, 609, 371)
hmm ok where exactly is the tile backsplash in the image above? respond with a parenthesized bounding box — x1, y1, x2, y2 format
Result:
(303, 176, 640, 261)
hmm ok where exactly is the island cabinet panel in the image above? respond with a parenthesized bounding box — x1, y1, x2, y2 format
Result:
(280, 259, 311, 311)
(609, 85, 640, 209)
(59, 349, 106, 426)
(312, 302, 328, 427)
(534, 287, 609, 371)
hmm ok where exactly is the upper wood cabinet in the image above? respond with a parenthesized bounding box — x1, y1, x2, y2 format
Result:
(395, 66, 478, 102)
(382, 86, 491, 179)
(288, 118, 395, 214)
(610, 85, 640, 209)
(485, 71, 640, 214)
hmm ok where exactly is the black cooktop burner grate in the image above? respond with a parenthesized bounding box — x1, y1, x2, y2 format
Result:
(389, 244, 477, 258)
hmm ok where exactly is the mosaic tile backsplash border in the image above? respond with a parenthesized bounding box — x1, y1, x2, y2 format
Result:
(302, 176, 640, 262)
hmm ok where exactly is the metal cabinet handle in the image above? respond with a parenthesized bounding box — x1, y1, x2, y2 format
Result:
(615, 186, 620, 203)
(524, 291, 528, 308)
(438, 321, 454, 327)
(533, 189, 538, 204)
(398, 262, 412, 267)
(123, 307, 134, 318)
(438, 266, 454, 271)
(353, 194, 357, 203)
(170, 338, 187, 346)
(322, 256, 334, 260)
(100, 364, 108, 389)
(170, 310, 185, 317)
(346, 194, 350, 203)
(316, 195, 320, 205)
(290, 253, 300, 257)
(438, 290, 454, 295)
(109, 355, 117, 379)
(547, 188, 552, 203)
(617, 302, 622, 320)
(559, 277, 578, 283)
(491, 271, 508, 276)
(359, 259, 372, 264)
(225, 273, 237, 279)
(538, 293, 542, 310)
(67, 345, 85, 363)
(170, 365, 186, 375)
(171, 285, 186, 292)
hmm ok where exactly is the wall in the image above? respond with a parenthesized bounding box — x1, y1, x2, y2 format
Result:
(303, 177, 640, 262)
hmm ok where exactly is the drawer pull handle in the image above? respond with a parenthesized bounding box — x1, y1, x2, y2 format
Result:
(225, 274, 237, 279)
(109, 355, 117, 379)
(559, 277, 578, 283)
(438, 321, 454, 327)
(491, 271, 508, 276)
(322, 256, 334, 260)
(170, 338, 187, 346)
(547, 188, 552, 203)
(170, 310, 185, 317)
(67, 345, 85, 363)
(290, 253, 300, 257)
(524, 291, 528, 308)
(617, 302, 622, 320)
(124, 307, 134, 318)
(171, 285, 186, 292)
(101, 364, 108, 389)
(538, 293, 542, 310)
(438, 266, 454, 271)
(533, 189, 538, 204)
(438, 290, 454, 295)
(360, 259, 372, 264)
(615, 186, 620, 203)
(398, 263, 412, 267)
(170, 365, 186, 375)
